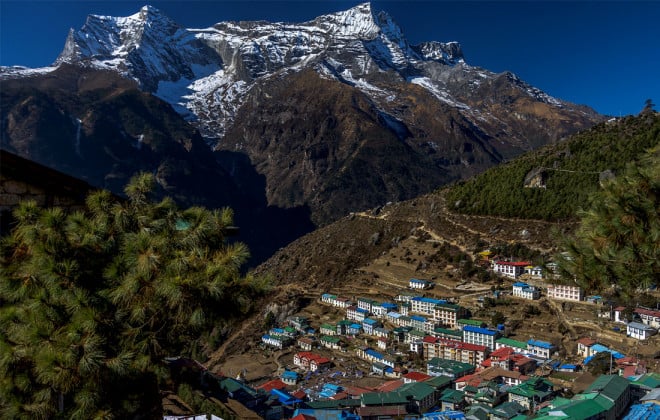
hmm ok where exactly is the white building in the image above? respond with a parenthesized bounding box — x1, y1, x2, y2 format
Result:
(527, 339, 556, 360)
(546, 284, 584, 301)
(463, 326, 500, 350)
(512, 282, 540, 300)
(433, 303, 467, 329)
(493, 261, 531, 279)
(627, 322, 658, 340)
(409, 278, 433, 289)
(634, 307, 660, 328)
(411, 297, 446, 315)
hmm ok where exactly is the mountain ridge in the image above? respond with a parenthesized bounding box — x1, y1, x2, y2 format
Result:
(1, 2, 604, 262)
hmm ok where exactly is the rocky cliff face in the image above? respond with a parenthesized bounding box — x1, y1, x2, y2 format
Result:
(0, 2, 604, 261)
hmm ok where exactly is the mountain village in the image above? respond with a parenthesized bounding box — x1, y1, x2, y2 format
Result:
(169, 257, 660, 420)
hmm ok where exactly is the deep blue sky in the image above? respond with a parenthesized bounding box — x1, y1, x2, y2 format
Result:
(1, 1, 659, 116)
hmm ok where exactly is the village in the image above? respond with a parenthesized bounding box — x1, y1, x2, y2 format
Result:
(200, 256, 660, 420)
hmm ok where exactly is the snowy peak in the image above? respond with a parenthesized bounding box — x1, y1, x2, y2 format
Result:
(312, 2, 380, 39)
(413, 41, 464, 65)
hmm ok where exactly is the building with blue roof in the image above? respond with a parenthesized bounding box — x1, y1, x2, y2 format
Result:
(512, 282, 540, 300)
(348, 323, 362, 335)
(527, 339, 556, 360)
(463, 325, 501, 350)
(362, 318, 381, 335)
(410, 278, 434, 289)
(411, 296, 447, 315)
(623, 402, 660, 420)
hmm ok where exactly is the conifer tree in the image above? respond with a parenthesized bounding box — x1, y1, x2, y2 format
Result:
(557, 147, 660, 295)
(0, 173, 268, 418)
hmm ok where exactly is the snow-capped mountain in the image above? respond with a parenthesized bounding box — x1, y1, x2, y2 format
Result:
(1, 2, 603, 255)
(43, 2, 579, 142)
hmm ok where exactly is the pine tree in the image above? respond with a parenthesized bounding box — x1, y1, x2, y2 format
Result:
(0, 173, 268, 418)
(557, 146, 660, 295)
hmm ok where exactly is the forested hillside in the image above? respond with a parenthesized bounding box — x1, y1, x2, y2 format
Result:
(446, 109, 660, 220)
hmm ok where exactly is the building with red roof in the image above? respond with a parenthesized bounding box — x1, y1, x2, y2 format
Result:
(293, 352, 332, 371)
(257, 378, 287, 392)
(423, 336, 489, 365)
(403, 371, 433, 383)
(493, 261, 532, 279)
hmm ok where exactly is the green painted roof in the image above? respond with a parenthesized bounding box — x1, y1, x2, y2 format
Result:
(436, 302, 462, 311)
(398, 382, 435, 401)
(321, 335, 341, 343)
(440, 388, 465, 403)
(428, 357, 475, 376)
(458, 319, 485, 326)
(508, 377, 554, 398)
(408, 329, 426, 338)
(632, 372, 660, 389)
(496, 337, 528, 349)
(585, 374, 630, 403)
(434, 327, 463, 338)
(320, 323, 334, 330)
(536, 398, 609, 420)
(425, 375, 452, 389)
(361, 392, 409, 406)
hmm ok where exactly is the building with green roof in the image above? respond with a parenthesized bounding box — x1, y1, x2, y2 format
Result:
(495, 337, 528, 352)
(433, 327, 463, 340)
(427, 357, 476, 379)
(440, 388, 466, 411)
(361, 391, 409, 407)
(458, 318, 486, 328)
(583, 374, 631, 420)
(508, 377, 555, 411)
(397, 381, 438, 413)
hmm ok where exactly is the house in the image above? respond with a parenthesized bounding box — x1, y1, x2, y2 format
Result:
(411, 296, 447, 315)
(397, 381, 438, 413)
(346, 305, 368, 322)
(410, 278, 433, 289)
(627, 321, 658, 340)
(320, 335, 342, 350)
(439, 388, 467, 411)
(527, 339, 556, 360)
(261, 334, 291, 349)
(433, 327, 464, 341)
(377, 337, 388, 350)
(546, 284, 584, 302)
(433, 303, 468, 328)
(403, 371, 433, 383)
(411, 315, 431, 333)
(634, 307, 660, 328)
(423, 336, 489, 366)
(576, 337, 597, 358)
(426, 357, 476, 379)
(321, 293, 337, 305)
(512, 282, 540, 300)
(373, 327, 390, 338)
(495, 337, 528, 353)
(371, 302, 396, 318)
(463, 325, 501, 350)
(348, 323, 362, 335)
(372, 361, 394, 376)
(582, 374, 631, 420)
(525, 266, 544, 278)
(281, 370, 299, 385)
(493, 261, 531, 279)
(293, 352, 331, 371)
(362, 318, 381, 335)
(614, 306, 628, 323)
(336, 319, 351, 335)
(320, 323, 336, 336)
(458, 319, 487, 329)
(357, 297, 378, 313)
(507, 377, 554, 411)
(288, 316, 310, 333)
(357, 347, 395, 368)
(297, 337, 315, 351)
